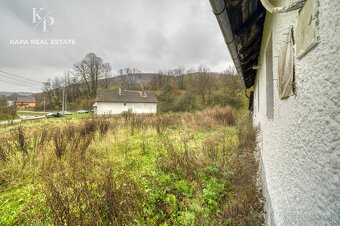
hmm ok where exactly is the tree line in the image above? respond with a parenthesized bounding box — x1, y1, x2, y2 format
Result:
(31, 52, 244, 112)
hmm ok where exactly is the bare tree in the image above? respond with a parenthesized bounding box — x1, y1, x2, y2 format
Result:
(191, 65, 211, 104)
(223, 65, 237, 75)
(43, 79, 61, 109)
(73, 53, 112, 96)
(118, 67, 142, 90)
(102, 63, 113, 89)
(173, 66, 185, 89)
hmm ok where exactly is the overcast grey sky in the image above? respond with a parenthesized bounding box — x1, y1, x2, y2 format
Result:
(0, 0, 232, 93)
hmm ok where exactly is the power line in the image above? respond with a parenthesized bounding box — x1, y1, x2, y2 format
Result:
(0, 78, 42, 89)
(0, 73, 43, 86)
(0, 70, 42, 84)
(0, 79, 42, 89)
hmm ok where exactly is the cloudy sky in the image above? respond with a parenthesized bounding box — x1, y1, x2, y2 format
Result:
(0, 0, 232, 92)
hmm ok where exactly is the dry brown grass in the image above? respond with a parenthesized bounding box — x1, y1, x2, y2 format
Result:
(43, 163, 145, 225)
(182, 106, 236, 130)
(0, 109, 264, 225)
(221, 120, 264, 225)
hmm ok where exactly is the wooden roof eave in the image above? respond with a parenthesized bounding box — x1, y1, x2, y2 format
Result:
(210, 0, 266, 89)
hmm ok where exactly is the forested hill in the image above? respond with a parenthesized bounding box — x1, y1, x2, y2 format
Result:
(26, 53, 243, 112)
(0, 92, 33, 98)
(32, 70, 243, 113)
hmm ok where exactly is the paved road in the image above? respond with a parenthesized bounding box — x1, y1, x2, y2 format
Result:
(0, 116, 45, 125)
(0, 119, 22, 125)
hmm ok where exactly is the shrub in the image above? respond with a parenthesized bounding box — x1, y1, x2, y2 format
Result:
(190, 106, 236, 129)
(0, 105, 17, 121)
(14, 126, 28, 155)
(211, 87, 244, 109)
(203, 106, 236, 126)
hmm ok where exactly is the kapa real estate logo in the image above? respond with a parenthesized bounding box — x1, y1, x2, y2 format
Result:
(9, 7, 76, 47)
(32, 8, 54, 32)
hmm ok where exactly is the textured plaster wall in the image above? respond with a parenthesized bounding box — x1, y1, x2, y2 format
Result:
(252, 0, 340, 225)
(97, 102, 157, 114)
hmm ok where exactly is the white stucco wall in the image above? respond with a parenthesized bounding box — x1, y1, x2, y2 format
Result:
(97, 102, 157, 115)
(252, 0, 340, 225)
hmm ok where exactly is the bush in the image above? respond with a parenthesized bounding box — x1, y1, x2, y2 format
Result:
(0, 105, 17, 121)
(192, 106, 236, 129)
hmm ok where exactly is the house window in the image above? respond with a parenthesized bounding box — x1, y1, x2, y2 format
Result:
(266, 34, 274, 119)
(124, 103, 126, 106)
(249, 91, 254, 119)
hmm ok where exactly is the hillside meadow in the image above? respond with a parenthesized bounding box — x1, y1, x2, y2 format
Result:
(0, 106, 263, 225)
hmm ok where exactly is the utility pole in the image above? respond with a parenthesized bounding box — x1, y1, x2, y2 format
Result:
(65, 89, 67, 111)
(64, 74, 67, 111)
(62, 86, 65, 115)
(43, 96, 45, 112)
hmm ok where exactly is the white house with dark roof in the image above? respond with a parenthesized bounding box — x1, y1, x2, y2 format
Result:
(95, 88, 158, 115)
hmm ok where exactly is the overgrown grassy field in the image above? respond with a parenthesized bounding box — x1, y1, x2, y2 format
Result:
(0, 106, 263, 225)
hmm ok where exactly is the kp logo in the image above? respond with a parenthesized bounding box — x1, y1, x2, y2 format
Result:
(32, 8, 54, 32)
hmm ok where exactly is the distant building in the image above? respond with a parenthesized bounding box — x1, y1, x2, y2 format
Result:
(16, 97, 36, 109)
(211, 0, 339, 225)
(96, 88, 158, 114)
(92, 102, 98, 114)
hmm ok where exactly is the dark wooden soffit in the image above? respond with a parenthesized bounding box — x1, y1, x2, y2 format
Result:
(225, 0, 266, 88)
